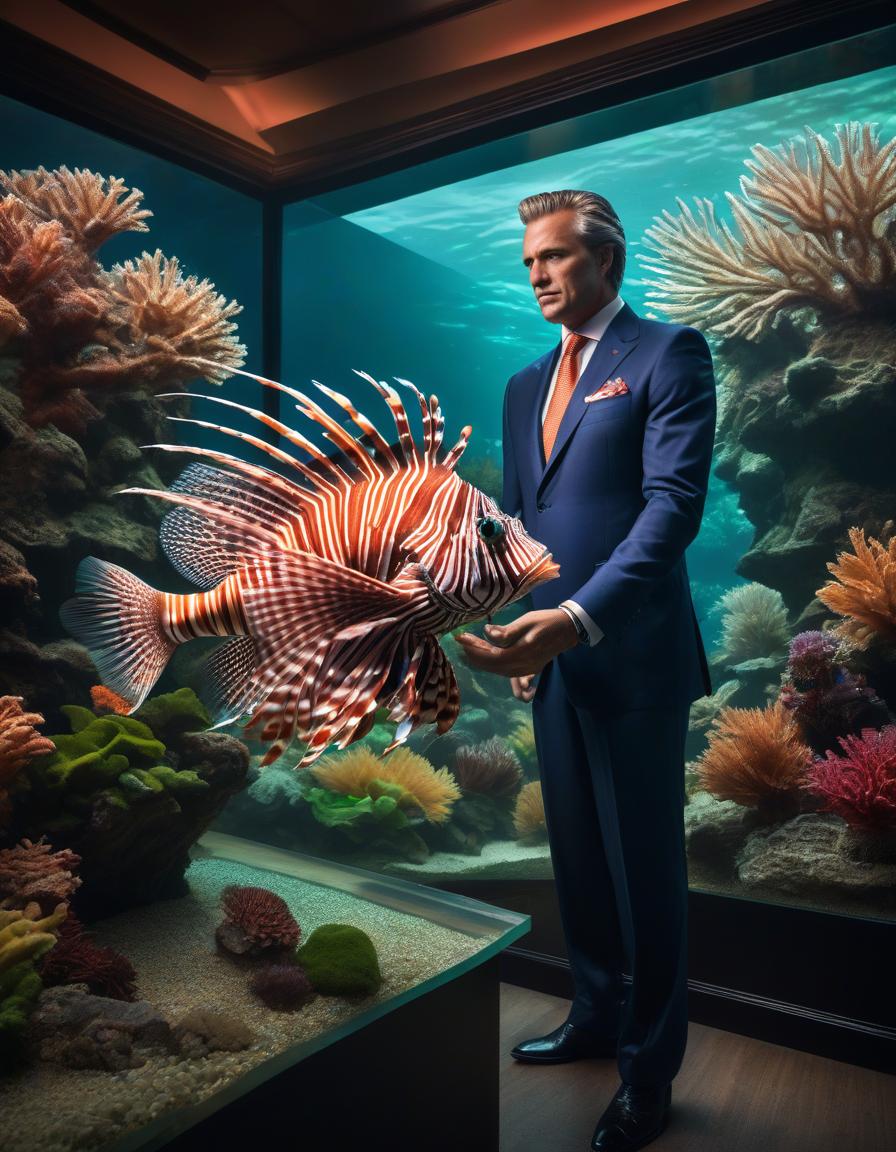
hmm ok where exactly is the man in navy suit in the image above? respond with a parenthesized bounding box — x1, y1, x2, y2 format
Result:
(456, 190, 716, 1152)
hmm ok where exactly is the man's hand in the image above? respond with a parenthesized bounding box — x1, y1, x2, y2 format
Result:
(455, 608, 579, 684)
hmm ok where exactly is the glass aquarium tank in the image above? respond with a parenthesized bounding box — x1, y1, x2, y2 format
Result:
(212, 28, 896, 924)
(0, 92, 526, 1138)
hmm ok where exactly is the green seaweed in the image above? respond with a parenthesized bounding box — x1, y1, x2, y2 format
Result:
(0, 961, 43, 1073)
(305, 785, 429, 862)
(134, 688, 211, 745)
(294, 924, 382, 997)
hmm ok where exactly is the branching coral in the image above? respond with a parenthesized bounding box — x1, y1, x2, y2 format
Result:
(695, 702, 813, 816)
(0, 167, 151, 253)
(0, 696, 54, 829)
(38, 913, 138, 1001)
(215, 885, 301, 957)
(0, 902, 66, 974)
(452, 737, 522, 797)
(0, 839, 81, 914)
(103, 249, 245, 385)
(816, 526, 896, 648)
(638, 122, 896, 340)
(712, 582, 790, 664)
(311, 745, 460, 823)
(513, 780, 547, 843)
(0, 165, 245, 431)
(805, 726, 896, 832)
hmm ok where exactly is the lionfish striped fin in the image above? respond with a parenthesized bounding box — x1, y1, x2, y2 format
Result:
(384, 634, 459, 753)
(205, 635, 259, 725)
(350, 370, 417, 465)
(310, 379, 401, 471)
(116, 487, 282, 554)
(442, 425, 472, 473)
(60, 558, 175, 711)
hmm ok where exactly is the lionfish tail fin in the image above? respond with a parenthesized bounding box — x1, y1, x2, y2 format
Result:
(205, 635, 259, 726)
(60, 557, 175, 712)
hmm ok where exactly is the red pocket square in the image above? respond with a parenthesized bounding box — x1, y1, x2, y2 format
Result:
(585, 377, 629, 403)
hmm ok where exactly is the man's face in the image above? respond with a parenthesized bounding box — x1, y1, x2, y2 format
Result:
(522, 209, 614, 329)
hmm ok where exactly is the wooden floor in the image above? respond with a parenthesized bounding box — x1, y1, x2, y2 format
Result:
(500, 984, 896, 1152)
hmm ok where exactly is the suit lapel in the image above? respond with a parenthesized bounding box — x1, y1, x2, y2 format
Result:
(536, 303, 640, 499)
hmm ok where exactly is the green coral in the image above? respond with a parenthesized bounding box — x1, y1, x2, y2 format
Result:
(0, 960, 43, 1073)
(20, 706, 207, 821)
(306, 785, 428, 862)
(134, 688, 211, 745)
(295, 924, 382, 997)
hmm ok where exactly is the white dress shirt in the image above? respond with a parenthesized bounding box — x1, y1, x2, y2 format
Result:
(543, 294, 626, 647)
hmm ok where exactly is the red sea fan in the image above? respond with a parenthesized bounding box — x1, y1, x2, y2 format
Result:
(39, 913, 138, 1001)
(215, 885, 301, 957)
(804, 725, 896, 831)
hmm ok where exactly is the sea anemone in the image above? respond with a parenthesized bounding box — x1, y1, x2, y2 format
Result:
(804, 726, 896, 832)
(785, 630, 842, 685)
(816, 526, 896, 649)
(38, 912, 138, 1001)
(0, 838, 81, 914)
(712, 583, 790, 664)
(506, 717, 537, 766)
(452, 737, 523, 797)
(311, 745, 460, 823)
(513, 781, 547, 843)
(215, 885, 301, 957)
(249, 963, 315, 1010)
(695, 702, 813, 817)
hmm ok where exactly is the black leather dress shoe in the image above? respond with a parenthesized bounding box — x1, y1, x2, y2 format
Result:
(510, 1021, 617, 1064)
(591, 1081, 672, 1151)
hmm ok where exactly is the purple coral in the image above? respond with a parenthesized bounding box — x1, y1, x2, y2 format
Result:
(780, 631, 888, 754)
(804, 726, 896, 832)
(249, 963, 315, 1010)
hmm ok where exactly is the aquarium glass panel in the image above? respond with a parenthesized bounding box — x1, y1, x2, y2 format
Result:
(243, 26, 896, 924)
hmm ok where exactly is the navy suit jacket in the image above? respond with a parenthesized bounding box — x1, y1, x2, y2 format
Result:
(502, 301, 716, 713)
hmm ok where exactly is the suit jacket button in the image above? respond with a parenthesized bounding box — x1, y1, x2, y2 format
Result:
(537, 502, 546, 512)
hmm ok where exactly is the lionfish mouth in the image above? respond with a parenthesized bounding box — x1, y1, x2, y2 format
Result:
(518, 549, 560, 595)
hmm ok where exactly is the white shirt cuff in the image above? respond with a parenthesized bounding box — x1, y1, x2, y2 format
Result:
(560, 599, 604, 646)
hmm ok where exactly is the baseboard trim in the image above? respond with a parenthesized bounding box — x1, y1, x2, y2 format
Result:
(499, 948, 896, 1073)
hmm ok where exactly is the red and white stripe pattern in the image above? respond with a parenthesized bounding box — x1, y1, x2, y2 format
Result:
(76, 363, 561, 765)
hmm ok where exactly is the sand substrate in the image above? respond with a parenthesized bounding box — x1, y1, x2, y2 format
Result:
(0, 853, 503, 1152)
(383, 839, 554, 882)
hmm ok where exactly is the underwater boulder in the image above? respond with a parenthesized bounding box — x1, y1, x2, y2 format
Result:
(684, 791, 765, 874)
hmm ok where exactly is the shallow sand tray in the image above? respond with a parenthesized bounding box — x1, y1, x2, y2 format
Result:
(0, 831, 530, 1152)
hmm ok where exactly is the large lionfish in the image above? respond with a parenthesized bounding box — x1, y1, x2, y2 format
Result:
(61, 363, 559, 766)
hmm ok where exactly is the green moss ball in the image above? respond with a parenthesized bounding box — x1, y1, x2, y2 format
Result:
(294, 924, 382, 997)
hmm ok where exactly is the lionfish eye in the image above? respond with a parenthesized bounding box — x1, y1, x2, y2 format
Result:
(476, 516, 505, 544)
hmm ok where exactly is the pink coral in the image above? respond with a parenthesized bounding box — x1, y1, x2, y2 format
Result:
(804, 726, 896, 831)
(215, 885, 301, 957)
(0, 699, 55, 829)
(0, 838, 82, 914)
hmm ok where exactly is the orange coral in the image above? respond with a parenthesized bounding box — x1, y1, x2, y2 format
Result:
(311, 745, 461, 823)
(90, 684, 133, 715)
(816, 526, 896, 649)
(0, 696, 54, 827)
(0, 838, 82, 914)
(0, 166, 151, 252)
(0, 166, 245, 432)
(695, 702, 813, 814)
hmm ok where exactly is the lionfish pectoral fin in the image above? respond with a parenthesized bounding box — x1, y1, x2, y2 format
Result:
(205, 635, 259, 725)
(384, 634, 460, 751)
(59, 557, 176, 712)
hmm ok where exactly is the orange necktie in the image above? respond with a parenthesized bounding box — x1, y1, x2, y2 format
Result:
(542, 331, 590, 460)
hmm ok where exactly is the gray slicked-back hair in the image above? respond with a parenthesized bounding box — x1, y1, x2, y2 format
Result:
(518, 190, 626, 291)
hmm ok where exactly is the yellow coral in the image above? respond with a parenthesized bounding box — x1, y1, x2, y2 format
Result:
(695, 702, 813, 810)
(638, 122, 896, 340)
(507, 717, 537, 764)
(105, 249, 245, 383)
(311, 745, 460, 823)
(0, 902, 66, 973)
(817, 526, 896, 648)
(0, 166, 151, 251)
(513, 780, 547, 843)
